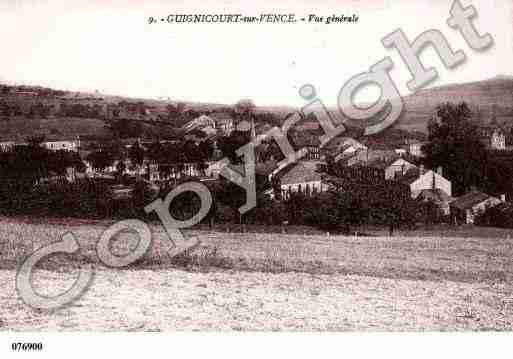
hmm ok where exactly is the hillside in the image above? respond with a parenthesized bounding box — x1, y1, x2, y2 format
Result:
(0, 75, 511, 142)
(393, 75, 513, 133)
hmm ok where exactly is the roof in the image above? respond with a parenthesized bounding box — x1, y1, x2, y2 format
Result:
(347, 149, 399, 168)
(450, 190, 497, 210)
(405, 139, 425, 145)
(365, 155, 407, 170)
(279, 161, 322, 185)
(184, 115, 215, 132)
(210, 111, 234, 120)
(293, 135, 321, 148)
(324, 136, 359, 150)
(479, 122, 506, 133)
(334, 151, 357, 164)
(223, 160, 278, 177)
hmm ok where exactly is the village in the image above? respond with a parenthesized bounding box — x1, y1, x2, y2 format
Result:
(0, 94, 510, 230)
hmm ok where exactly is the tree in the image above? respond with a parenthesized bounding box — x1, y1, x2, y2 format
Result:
(303, 191, 364, 234)
(115, 160, 126, 178)
(218, 131, 251, 164)
(234, 98, 256, 126)
(128, 142, 145, 177)
(86, 150, 115, 173)
(234, 99, 256, 118)
(47, 150, 85, 180)
(422, 102, 487, 196)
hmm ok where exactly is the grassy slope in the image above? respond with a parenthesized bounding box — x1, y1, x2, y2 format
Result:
(1, 217, 513, 330)
(0, 117, 110, 141)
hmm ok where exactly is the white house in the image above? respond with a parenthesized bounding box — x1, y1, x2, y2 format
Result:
(327, 137, 367, 157)
(479, 125, 506, 150)
(0, 141, 16, 151)
(42, 139, 79, 152)
(399, 166, 451, 199)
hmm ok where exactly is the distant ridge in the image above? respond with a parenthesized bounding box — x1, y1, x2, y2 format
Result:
(394, 75, 513, 133)
(0, 75, 511, 139)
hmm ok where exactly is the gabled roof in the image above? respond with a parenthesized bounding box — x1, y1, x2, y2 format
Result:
(324, 136, 365, 151)
(450, 190, 497, 210)
(279, 161, 322, 185)
(334, 151, 357, 164)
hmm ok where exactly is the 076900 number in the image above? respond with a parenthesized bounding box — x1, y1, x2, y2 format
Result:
(11, 342, 43, 351)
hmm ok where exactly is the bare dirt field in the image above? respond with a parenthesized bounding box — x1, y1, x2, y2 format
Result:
(1, 217, 513, 331)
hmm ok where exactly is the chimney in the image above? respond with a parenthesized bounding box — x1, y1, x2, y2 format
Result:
(437, 166, 443, 177)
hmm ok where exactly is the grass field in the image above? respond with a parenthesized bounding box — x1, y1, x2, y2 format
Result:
(1, 217, 513, 331)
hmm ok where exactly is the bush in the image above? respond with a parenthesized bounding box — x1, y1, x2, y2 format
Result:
(475, 203, 513, 228)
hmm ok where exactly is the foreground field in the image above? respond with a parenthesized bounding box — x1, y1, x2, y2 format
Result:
(1, 217, 513, 330)
(2, 269, 513, 331)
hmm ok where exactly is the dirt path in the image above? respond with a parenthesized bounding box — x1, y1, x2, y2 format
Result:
(1, 269, 512, 331)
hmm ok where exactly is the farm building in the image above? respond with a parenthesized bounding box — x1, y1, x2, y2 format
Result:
(450, 190, 505, 224)
(275, 161, 328, 199)
(398, 166, 451, 199)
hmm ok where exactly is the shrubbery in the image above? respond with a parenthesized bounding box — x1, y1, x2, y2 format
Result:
(475, 203, 513, 228)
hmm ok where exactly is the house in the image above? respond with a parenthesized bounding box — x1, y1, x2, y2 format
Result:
(0, 141, 16, 151)
(207, 159, 277, 183)
(275, 161, 328, 199)
(383, 157, 417, 180)
(0, 137, 80, 152)
(450, 190, 505, 224)
(404, 139, 426, 157)
(398, 166, 452, 199)
(184, 115, 216, 132)
(344, 148, 397, 167)
(330, 162, 386, 186)
(293, 136, 321, 160)
(324, 137, 367, 159)
(478, 124, 506, 150)
(357, 156, 417, 181)
(211, 112, 235, 136)
(42, 139, 79, 152)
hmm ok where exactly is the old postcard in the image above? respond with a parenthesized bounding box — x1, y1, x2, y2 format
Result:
(0, 0, 512, 357)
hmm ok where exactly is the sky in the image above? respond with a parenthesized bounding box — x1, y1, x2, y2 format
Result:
(0, 0, 511, 106)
